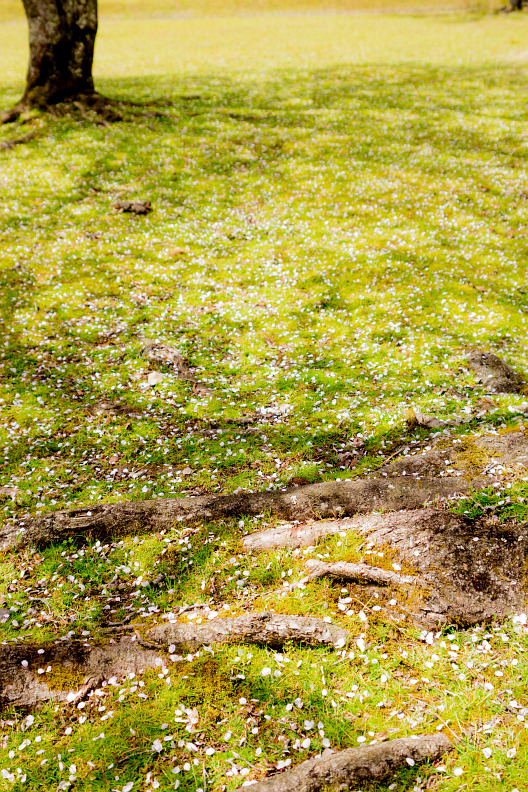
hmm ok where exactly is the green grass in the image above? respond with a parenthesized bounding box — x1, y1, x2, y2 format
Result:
(2, 4, 528, 791)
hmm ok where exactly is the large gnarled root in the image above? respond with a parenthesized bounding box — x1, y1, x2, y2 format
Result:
(235, 733, 453, 791)
(0, 130, 41, 151)
(243, 507, 528, 627)
(290, 509, 528, 627)
(6, 429, 528, 553)
(143, 612, 349, 652)
(2, 476, 475, 550)
(0, 614, 348, 710)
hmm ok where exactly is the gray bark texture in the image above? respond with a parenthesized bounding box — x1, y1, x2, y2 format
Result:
(20, 0, 97, 109)
(0, 614, 348, 711)
(234, 734, 453, 792)
(3, 475, 474, 550)
(142, 612, 349, 652)
(242, 518, 350, 553)
(349, 508, 528, 626)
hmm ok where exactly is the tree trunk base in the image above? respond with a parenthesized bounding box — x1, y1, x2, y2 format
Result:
(0, 92, 124, 126)
(1, 92, 173, 129)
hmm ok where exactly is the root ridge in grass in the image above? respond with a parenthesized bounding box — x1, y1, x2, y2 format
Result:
(235, 733, 453, 791)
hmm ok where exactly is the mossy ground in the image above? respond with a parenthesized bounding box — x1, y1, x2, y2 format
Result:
(2, 3, 528, 791)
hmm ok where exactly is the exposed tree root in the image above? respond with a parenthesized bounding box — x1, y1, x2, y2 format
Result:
(0, 614, 348, 710)
(242, 519, 350, 553)
(1, 93, 122, 126)
(142, 612, 349, 652)
(3, 476, 476, 550)
(350, 508, 528, 626)
(0, 130, 41, 150)
(54, 93, 123, 123)
(0, 104, 27, 125)
(0, 637, 163, 710)
(301, 559, 419, 588)
(304, 509, 528, 627)
(9, 428, 528, 551)
(243, 502, 528, 627)
(142, 338, 194, 379)
(378, 430, 528, 479)
(234, 733, 453, 791)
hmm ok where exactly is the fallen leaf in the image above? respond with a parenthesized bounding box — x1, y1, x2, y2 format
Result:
(192, 383, 215, 397)
(288, 476, 312, 486)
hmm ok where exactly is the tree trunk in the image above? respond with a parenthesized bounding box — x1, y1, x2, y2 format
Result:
(21, 0, 98, 108)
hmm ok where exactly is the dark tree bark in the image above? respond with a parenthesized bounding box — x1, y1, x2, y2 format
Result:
(1, 0, 101, 122)
(22, 0, 98, 108)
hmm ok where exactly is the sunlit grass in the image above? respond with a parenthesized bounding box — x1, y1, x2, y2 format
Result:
(2, 1, 528, 790)
(3, 9, 528, 96)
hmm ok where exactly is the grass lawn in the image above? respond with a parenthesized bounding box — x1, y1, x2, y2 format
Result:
(2, 3, 528, 791)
